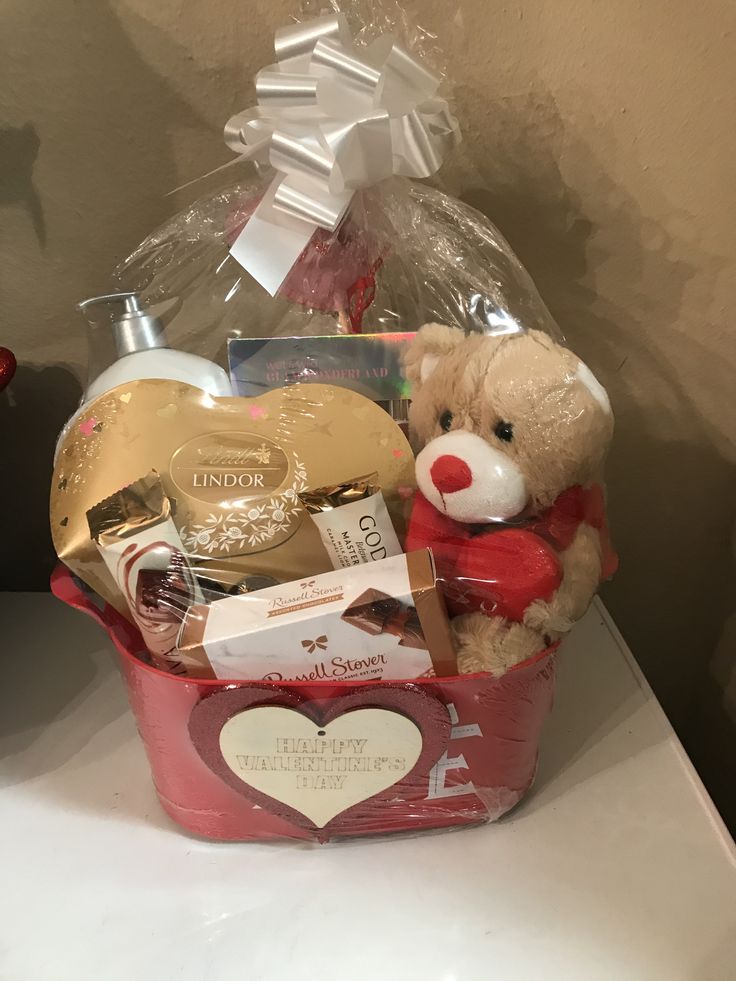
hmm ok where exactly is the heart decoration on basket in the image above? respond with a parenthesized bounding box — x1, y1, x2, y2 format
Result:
(189, 683, 451, 838)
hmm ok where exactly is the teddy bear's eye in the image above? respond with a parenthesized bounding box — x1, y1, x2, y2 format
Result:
(439, 410, 454, 432)
(494, 420, 514, 442)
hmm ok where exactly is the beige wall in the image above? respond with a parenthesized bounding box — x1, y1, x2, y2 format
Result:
(2, 1, 735, 826)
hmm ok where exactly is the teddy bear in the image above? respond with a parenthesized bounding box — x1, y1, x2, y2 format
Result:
(403, 323, 617, 677)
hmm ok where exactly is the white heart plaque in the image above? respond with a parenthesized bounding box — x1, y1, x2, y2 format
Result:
(219, 706, 423, 828)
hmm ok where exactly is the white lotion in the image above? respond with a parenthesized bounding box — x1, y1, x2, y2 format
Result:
(81, 292, 232, 402)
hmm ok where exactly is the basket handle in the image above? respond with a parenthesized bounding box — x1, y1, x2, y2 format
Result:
(51, 563, 144, 654)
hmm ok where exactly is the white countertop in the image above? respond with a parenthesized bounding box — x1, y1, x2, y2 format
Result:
(1, 593, 734, 981)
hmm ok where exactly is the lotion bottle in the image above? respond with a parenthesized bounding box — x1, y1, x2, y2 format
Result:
(81, 292, 232, 401)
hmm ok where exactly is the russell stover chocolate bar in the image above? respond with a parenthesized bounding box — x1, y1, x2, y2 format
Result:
(299, 472, 402, 570)
(87, 471, 213, 678)
(177, 549, 457, 682)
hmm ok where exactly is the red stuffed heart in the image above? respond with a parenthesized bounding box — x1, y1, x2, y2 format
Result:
(444, 528, 562, 621)
(407, 489, 563, 622)
(0, 347, 16, 392)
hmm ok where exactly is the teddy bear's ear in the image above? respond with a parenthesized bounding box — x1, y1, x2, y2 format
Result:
(575, 361, 612, 415)
(404, 323, 465, 391)
(525, 329, 612, 415)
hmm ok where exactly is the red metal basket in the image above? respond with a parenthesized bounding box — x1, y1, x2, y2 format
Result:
(52, 564, 557, 843)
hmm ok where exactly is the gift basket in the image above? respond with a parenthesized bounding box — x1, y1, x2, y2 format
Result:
(50, 2, 616, 843)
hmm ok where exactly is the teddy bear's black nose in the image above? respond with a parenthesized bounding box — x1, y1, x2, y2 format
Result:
(430, 455, 472, 494)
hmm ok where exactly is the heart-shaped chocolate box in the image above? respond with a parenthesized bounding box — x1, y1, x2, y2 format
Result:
(52, 380, 414, 612)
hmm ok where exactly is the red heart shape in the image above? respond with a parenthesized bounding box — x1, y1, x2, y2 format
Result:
(447, 529, 562, 621)
(189, 684, 451, 840)
(0, 347, 16, 393)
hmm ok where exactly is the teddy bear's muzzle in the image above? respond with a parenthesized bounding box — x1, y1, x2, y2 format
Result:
(415, 430, 528, 523)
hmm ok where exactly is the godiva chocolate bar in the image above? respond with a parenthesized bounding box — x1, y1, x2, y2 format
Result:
(299, 472, 402, 569)
(178, 549, 457, 682)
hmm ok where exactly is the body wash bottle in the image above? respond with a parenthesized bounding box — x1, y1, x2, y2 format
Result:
(81, 292, 232, 402)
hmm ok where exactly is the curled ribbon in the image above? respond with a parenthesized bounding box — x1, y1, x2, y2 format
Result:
(225, 14, 460, 295)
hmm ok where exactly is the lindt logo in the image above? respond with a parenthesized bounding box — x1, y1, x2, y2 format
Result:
(192, 442, 272, 488)
(171, 432, 290, 504)
(197, 444, 272, 466)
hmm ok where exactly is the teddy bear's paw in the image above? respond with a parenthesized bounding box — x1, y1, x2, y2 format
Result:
(523, 598, 575, 636)
(453, 613, 546, 677)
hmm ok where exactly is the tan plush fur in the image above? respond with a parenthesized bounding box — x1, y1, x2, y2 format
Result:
(407, 325, 614, 676)
(407, 326, 613, 512)
(524, 523, 603, 636)
(453, 615, 545, 678)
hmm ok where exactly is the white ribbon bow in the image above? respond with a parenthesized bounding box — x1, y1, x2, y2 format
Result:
(225, 14, 461, 295)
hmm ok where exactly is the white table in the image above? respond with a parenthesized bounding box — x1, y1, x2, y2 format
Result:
(1, 594, 734, 981)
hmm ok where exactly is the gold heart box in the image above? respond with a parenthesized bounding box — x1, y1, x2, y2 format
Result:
(52, 380, 415, 615)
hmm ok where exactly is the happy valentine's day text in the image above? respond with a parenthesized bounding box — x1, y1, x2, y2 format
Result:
(236, 737, 406, 790)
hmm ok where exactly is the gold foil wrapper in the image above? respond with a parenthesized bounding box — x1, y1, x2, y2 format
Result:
(299, 471, 403, 570)
(299, 472, 380, 514)
(87, 470, 169, 545)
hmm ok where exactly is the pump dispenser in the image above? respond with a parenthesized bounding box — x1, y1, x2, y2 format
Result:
(81, 292, 232, 402)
